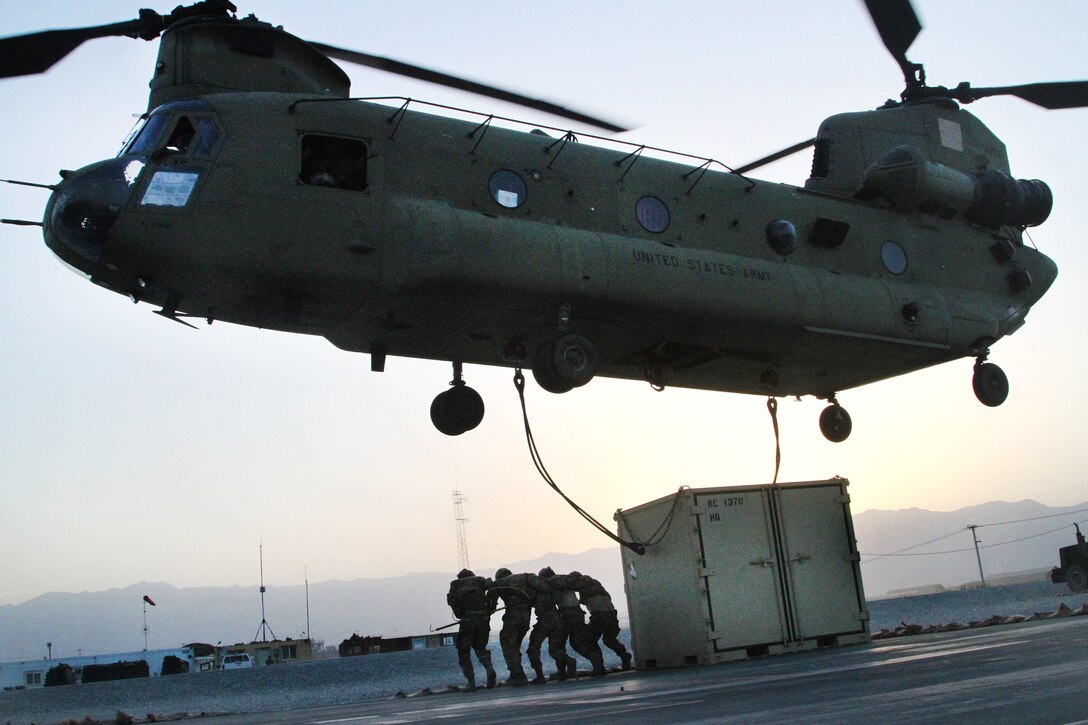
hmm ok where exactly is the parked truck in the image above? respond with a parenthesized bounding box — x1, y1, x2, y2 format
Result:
(1049, 524, 1088, 593)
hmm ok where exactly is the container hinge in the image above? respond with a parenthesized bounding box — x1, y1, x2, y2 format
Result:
(844, 552, 861, 562)
(838, 493, 851, 504)
(855, 609, 871, 622)
(749, 557, 775, 568)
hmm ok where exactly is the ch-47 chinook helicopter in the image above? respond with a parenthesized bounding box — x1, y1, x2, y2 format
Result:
(1, 1, 1081, 442)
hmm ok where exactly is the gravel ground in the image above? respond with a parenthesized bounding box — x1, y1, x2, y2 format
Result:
(4, 581, 1086, 725)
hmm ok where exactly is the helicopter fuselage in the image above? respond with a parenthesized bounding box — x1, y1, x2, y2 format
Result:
(42, 90, 1057, 403)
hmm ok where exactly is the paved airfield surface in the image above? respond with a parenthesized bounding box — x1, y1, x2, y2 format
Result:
(211, 618, 1088, 725)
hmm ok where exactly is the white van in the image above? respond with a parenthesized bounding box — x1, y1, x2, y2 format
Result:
(221, 653, 254, 670)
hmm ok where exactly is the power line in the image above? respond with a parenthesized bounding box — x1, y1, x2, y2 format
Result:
(973, 507, 1088, 528)
(860, 514, 1087, 562)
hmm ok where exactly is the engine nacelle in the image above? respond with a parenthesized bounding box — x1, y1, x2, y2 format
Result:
(857, 145, 1052, 228)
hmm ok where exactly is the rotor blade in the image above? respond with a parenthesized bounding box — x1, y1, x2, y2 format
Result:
(309, 41, 628, 133)
(863, 0, 921, 60)
(863, 0, 923, 85)
(733, 138, 816, 175)
(0, 3, 236, 80)
(962, 81, 1088, 109)
(0, 20, 145, 78)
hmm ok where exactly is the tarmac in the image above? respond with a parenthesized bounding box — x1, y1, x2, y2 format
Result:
(177, 616, 1088, 725)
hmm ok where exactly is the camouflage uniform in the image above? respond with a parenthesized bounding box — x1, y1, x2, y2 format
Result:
(552, 572, 606, 676)
(526, 566, 571, 684)
(573, 573, 632, 669)
(446, 569, 497, 691)
(490, 567, 535, 685)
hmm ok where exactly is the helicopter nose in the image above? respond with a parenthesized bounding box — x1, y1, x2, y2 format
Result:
(45, 158, 144, 263)
(1035, 252, 1059, 297)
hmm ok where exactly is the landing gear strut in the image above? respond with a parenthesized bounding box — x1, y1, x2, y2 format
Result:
(819, 396, 852, 443)
(430, 362, 484, 436)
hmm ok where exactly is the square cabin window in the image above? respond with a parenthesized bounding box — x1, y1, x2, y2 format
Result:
(301, 135, 369, 191)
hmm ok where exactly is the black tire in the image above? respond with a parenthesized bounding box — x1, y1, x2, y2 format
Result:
(430, 389, 463, 436)
(532, 340, 575, 394)
(972, 362, 1009, 407)
(1067, 564, 1087, 593)
(445, 385, 485, 433)
(431, 386, 484, 436)
(550, 333, 598, 388)
(819, 404, 852, 443)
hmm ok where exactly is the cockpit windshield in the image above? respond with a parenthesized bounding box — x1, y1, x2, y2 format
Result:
(121, 113, 170, 157)
(120, 101, 220, 158)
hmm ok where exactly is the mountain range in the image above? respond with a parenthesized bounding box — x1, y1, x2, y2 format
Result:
(1, 499, 1083, 662)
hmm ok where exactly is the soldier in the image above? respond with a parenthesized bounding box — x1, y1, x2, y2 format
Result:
(525, 566, 571, 684)
(446, 568, 497, 692)
(572, 572, 633, 670)
(552, 570, 606, 676)
(489, 567, 540, 686)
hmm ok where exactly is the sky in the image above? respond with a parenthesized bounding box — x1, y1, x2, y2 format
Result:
(1, 1, 1086, 607)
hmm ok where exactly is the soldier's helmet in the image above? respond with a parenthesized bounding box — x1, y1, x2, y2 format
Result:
(569, 570, 582, 578)
(538, 566, 555, 577)
(457, 568, 475, 578)
(495, 567, 512, 579)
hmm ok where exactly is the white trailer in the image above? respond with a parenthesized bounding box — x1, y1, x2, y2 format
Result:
(615, 478, 869, 668)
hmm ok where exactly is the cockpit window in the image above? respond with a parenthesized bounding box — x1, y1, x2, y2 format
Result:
(165, 117, 197, 154)
(300, 135, 368, 191)
(122, 114, 169, 156)
(123, 114, 220, 158)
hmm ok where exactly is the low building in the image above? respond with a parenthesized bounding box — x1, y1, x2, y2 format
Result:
(219, 637, 314, 667)
(339, 633, 452, 657)
(0, 645, 206, 691)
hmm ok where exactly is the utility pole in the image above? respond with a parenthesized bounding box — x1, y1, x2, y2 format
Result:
(967, 524, 987, 587)
(452, 490, 470, 571)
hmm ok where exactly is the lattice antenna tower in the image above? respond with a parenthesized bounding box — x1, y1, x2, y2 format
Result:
(452, 490, 471, 570)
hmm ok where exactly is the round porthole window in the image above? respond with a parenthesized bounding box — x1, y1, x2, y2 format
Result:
(636, 195, 670, 233)
(881, 240, 908, 275)
(489, 170, 527, 209)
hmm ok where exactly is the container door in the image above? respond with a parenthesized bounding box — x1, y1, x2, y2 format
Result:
(693, 489, 788, 651)
(773, 483, 867, 640)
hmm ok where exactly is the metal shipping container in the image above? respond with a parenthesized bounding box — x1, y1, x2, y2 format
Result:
(615, 478, 869, 668)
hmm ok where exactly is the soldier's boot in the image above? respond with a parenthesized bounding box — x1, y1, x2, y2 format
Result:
(463, 677, 477, 693)
(485, 666, 497, 690)
(506, 668, 529, 687)
(530, 664, 546, 685)
(591, 657, 606, 677)
(621, 653, 633, 671)
(566, 657, 578, 678)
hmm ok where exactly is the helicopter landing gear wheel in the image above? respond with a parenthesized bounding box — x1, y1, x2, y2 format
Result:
(819, 402, 852, 443)
(430, 384, 485, 436)
(531, 333, 598, 394)
(430, 362, 485, 436)
(972, 361, 1009, 407)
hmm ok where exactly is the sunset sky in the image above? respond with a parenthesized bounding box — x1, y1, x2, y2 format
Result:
(1, 1, 1085, 607)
